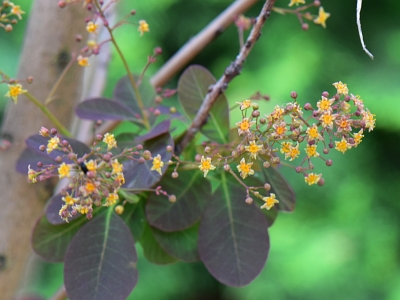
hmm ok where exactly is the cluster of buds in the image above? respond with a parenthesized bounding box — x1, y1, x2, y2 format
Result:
(0, 1, 25, 32)
(28, 128, 135, 222)
(197, 82, 375, 210)
(58, 0, 150, 67)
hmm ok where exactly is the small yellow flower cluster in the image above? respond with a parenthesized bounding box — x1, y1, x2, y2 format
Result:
(28, 129, 127, 222)
(0, 2, 25, 32)
(230, 82, 375, 186)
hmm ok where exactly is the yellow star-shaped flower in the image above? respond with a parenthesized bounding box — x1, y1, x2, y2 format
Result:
(314, 7, 330, 28)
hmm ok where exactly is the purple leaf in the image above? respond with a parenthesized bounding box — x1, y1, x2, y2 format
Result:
(32, 214, 87, 262)
(123, 132, 173, 189)
(152, 223, 200, 262)
(16, 135, 90, 174)
(178, 65, 230, 144)
(199, 172, 270, 287)
(261, 163, 296, 212)
(146, 169, 211, 231)
(113, 75, 156, 115)
(75, 98, 140, 121)
(139, 223, 177, 265)
(64, 211, 138, 300)
(45, 193, 80, 225)
(135, 120, 171, 143)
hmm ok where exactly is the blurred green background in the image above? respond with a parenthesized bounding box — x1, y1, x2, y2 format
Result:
(1, 0, 400, 299)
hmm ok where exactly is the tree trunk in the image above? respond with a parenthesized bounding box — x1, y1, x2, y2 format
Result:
(0, 1, 86, 298)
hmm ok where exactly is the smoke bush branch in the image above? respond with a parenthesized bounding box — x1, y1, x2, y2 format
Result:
(176, 0, 276, 154)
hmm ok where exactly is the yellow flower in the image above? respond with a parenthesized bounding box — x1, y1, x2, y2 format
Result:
(305, 144, 319, 158)
(59, 204, 72, 222)
(47, 136, 60, 154)
(285, 143, 300, 161)
(85, 160, 97, 173)
(115, 172, 125, 185)
(236, 118, 255, 136)
(260, 193, 279, 210)
(151, 154, 164, 175)
(272, 121, 287, 138)
(236, 99, 253, 110)
(5, 84, 27, 104)
(333, 81, 348, 95)
(317, 96, 334, 113)
(314, 6, 330, 28)
(245, 141, 263, 159)
(138, 20, 149, 36)
(62, 193, 79, 206)
(280, 142, 291, 154)
(353, 129, 364, 147)
(80, 181, 99, 197)
(306, 124, 323, 141)
(304, 173, 322, 185)
(288, 0, 305, 7)
(103, 133, 117, 150)
(104, 193, 119, 206)
(237, 158, 254, 179)
(77, 55, 90, 67)
(86, 21, 99, 34)
(28, 165, 37, 183)
(199, 156, 216, 177)
(267, 105, 284, 122)
(111, 159, 123, 174)
(58, 162, 71, 179)
(335, 137, 351, 154)
(319, 112, 334, 129)
(362, 110, 376, 132)
(10, 3, 25, 20)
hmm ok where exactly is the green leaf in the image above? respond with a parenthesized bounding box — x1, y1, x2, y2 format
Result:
(32, 215, 87, 262)
(139, 223, 177, 265)
(198, 172, 270, 287)
(120, 201, 146, 242)
(146, 169, 211, 231)
(178, 65, 230, 144)
(152, 223, 200, 262)
(64, 210, 138, 300)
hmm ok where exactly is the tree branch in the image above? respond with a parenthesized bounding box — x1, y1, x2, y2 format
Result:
(150, 0, 259, 88)
(176, 0, 276, 154)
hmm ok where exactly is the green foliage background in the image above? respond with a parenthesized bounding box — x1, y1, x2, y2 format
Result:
(1, 0, 400, 299)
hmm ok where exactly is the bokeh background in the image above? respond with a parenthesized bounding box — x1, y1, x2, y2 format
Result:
(1, 0, 400, 299)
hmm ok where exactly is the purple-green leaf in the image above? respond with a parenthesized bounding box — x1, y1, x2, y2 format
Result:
(178, 65, 230, 144)
(199, 172, 270, 287)
(45, 193, 80, 225)
(146, 169, 211, 231)
(120, 201, 146, 242)
(16, 135, 90, 174)
(64, 211, 138, 300)
(261, 163, 296, 212)
(139, 223, 177, 265)
(75, 98, 141, 122)
(123, 132, 173, 189)
(32, 214, 87, 262)
(152, 223, 200, 262)
(113, 75, 156, 117)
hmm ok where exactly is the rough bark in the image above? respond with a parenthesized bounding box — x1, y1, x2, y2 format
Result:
(0, 1, 86, 298)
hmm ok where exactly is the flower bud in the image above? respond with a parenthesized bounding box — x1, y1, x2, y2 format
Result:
(301, 23, 309, 31)
(169, 195, 177, 203)
(172, 172, 179, 178)
(245, 197, 253, 204)
(58, 0, 67, 8)
(264, 183, 271, 190)
(166, 145, 173, 152)
(204, 146, 211, 153)
(115, 205, 124, 215)
(224, 164, 230, 171)
(326, 159, 333, 166)
(290, 91, 298, 99)
(142, 150, 152, 160)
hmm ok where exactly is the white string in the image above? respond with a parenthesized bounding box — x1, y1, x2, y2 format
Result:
(357, 0, 374, 59)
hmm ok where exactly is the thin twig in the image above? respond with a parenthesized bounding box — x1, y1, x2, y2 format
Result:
(356, 0, 374, 59)
(176, 0, 276, 154)
(150, 0, 259, 88)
